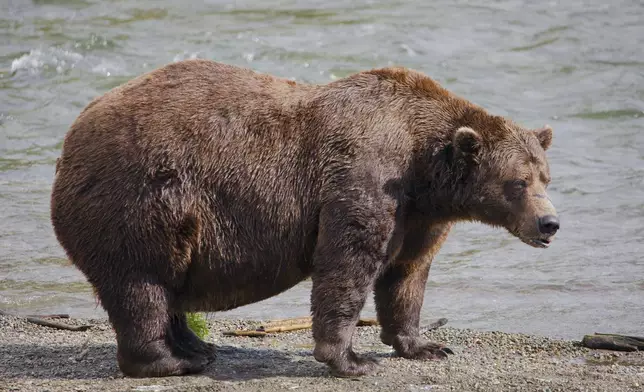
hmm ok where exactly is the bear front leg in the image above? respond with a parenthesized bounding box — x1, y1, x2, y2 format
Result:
(375, 223, 453, 360)
(310, 198, 396, 377)
(311, 264, 381, 377)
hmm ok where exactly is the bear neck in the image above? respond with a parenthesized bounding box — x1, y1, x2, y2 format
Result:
(406, 103, 495, 222)
(407, 138, 479, 222)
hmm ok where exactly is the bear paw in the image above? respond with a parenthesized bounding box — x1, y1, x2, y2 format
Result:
(314, 344, 380, 377)
(329, 353, 380, 378)
(393, 336, 454, 360)
(119, 353, 208, 378)
(118, 340, 209, 378)
(176, 338, 217, 361)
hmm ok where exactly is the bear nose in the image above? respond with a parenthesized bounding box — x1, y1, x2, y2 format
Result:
(538, 215, 560, 235)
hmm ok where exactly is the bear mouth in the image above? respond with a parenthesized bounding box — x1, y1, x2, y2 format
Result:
(524, 237, 552, 249)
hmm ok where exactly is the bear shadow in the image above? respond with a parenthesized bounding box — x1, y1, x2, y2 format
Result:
(0, 342, 392, 381)
(209, 345, 393, 381)
(0, 342, 122, 380)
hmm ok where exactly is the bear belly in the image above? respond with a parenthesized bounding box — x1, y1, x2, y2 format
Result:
(177, 252, 311, 312)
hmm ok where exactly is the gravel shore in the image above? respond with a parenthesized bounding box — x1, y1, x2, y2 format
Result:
(1, 314, 642, 392)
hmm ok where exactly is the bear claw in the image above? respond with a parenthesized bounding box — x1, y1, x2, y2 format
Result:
(441, 347, 455, 355)
(393, 337, 453, 360)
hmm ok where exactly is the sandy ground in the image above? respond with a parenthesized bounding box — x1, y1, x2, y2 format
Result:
(0, 314, 642, 392)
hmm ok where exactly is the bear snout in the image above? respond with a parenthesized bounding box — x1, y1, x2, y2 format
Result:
(538, 215, 560, 236)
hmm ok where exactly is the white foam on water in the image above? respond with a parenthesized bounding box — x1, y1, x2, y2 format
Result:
(11, 47, 83, 75)
(10, 47, 128, 77)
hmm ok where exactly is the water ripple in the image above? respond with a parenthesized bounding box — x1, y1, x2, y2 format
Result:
(510, 37, 559, 52)
(570, 109, 643, 120)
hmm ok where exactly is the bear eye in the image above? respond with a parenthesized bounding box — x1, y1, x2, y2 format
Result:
(503, 180, 528, 200)
(512, 180, 527, 190)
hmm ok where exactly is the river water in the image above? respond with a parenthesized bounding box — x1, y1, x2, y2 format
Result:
(1, 0, 643, 340)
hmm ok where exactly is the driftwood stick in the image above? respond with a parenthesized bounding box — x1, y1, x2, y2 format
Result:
(356, 318, 379, 327)
(259, 317, 378, 331)
(260, 316, 314, 329)
(260, 323, 313, 333)
(222, 330, 267, 337)
(1, 310, 70, 319)
(581, 333, 644, 352)
(422, 317, 449, 333)
(224, 317, 379, 337)
(26, 317, 92, 332)
(0, 310, 88, 331)
(594, 332, 644, 341)
(25, 314, 70, 319)
(223, 316, 447, 338)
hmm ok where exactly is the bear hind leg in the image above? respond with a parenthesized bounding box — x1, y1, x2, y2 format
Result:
(99, 278, 208, 378)
(169, 313, 216, 361)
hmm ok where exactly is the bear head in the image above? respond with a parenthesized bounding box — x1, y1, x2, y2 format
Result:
(452, 121, 559, 248)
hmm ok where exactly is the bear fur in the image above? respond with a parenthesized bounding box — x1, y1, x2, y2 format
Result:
(50, 59, 559, 378)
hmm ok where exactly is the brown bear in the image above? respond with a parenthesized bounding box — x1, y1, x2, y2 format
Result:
(50, 59, 559, 378)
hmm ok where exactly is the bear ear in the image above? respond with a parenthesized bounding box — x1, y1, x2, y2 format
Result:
(453, 126, 482, 157)
(533, 125, 553, 150)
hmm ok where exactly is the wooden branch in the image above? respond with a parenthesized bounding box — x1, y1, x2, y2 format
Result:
(222, 316, 449, 338)
(423, 317, 448, 333)
(257, 317, 378, 331)
(356, 318, 379, 326)
(260, 323, 314, 333)
(25, 314, 70, 319)
(261, 316, 314, 329)
(26, 317, 92, 332)
(581, 333, 644, 352)
(222, 330, 267, 337)
(1, 310, 70, 319)
(1, 310, 89, 331)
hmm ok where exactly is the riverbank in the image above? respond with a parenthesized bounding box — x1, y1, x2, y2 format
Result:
(1, 314, 642, 391)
